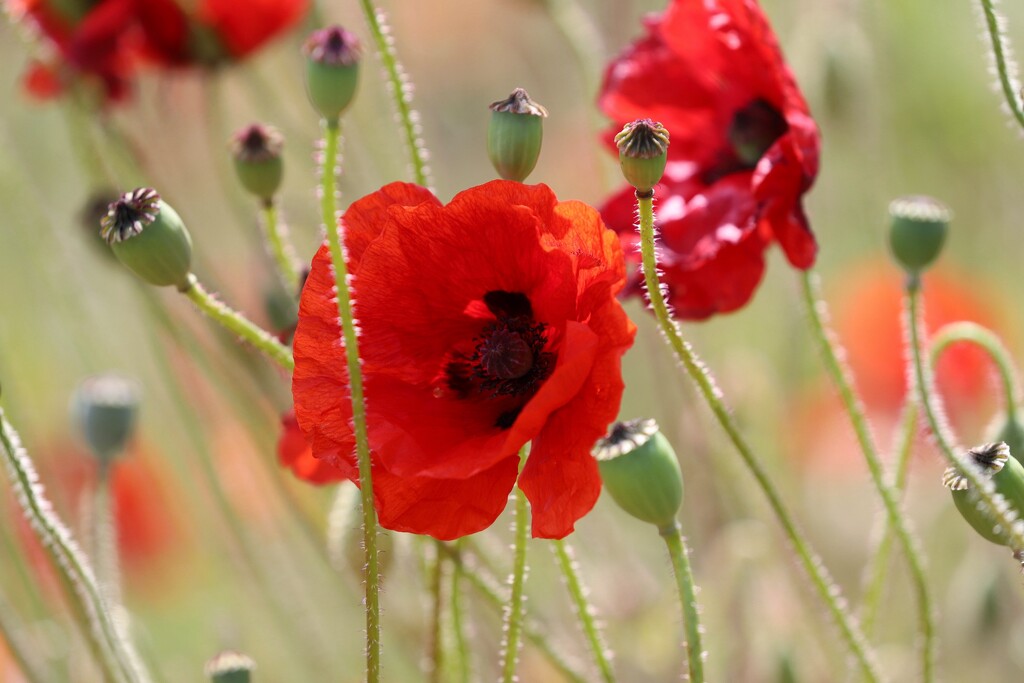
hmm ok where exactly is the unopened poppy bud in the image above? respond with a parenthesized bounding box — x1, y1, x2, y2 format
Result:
(303, 26, 361, 122)
(205, 651, 255, 683)
(943, 442, 1024, 549)
(101, 188, 193, 289)
(888, 195, 950, 275)
(73, 374, 140, 465)
(615, 119, 669, 196)
(487, 88, 547, 182)
(594, 418, 683, 529)
(231, 123, 284, 203)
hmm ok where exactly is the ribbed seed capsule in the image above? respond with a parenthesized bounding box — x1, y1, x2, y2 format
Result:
(303, 26, 361, 122)
(101, 188, 193, 289)
(593, 418, 683, 529)
(614, 119, 669, 195)
(944, 442, 1024, 549)
(205, 651, 255, 683)
(73, 374, 140, 465)
(231, 123, 284, 202)
(487, 88, 547, 182)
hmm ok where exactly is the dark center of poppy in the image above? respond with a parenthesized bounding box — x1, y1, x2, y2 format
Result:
(242, 126, 269, 154)
(100, 187, 160, 244)
(440, 291, 555, 429)
(727, 98, 789, 168)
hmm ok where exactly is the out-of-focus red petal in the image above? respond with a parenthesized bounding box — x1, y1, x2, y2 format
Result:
(198, 0, 308, 57)
(278, 410, 346, 484)
(23, 61, 64, 99)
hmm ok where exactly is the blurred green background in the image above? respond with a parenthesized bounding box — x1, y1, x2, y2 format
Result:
(3, 0, 1024, 681)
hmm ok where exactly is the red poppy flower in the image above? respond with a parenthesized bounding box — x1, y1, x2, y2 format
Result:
(9, 0, 140, 101)
(599, 0, 820, 319)
(11, 0, 309, 102)
(135, 0, 309, 65)
(291, 181, 636, 540)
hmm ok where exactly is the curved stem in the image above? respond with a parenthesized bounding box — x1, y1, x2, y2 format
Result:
(180, 274, 294, 371)
(977, 0, 1024, 132)
(635, 192, 881, 681)
(358, 0, 433, 189)
(800, 271, 934, 681)
(319, 118, 381, 683)
(261, 200, 302, 295)
(552, 540, 616, 683)
(929, 321, 1021, 419)
(0, 411, 150, 683)
(904, 281, 1024, 551)
(659, 522, 704, 683)
(500, 464, 530, 683)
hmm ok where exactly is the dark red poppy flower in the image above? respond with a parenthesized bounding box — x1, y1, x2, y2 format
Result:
(9, 0, 140, 101)
(135, 0, 309, 65)
(11, 0, 308, 102)
(599, 0, 820, 319)
(291, 181, 636, 540)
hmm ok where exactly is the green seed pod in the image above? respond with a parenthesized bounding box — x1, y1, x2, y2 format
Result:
(943, 442, 1024, 549)
(487, 88, 547, 182)
(303, 26, 361, 122)
(614, 119, 670, 195)
(205, 651, 255, 683)
(101, 188, 193, 289)
(231, 123, 284, 203)
(593, 418, 683, 529)
(888, 195, 950, 275)
(73, 374, 140, 465)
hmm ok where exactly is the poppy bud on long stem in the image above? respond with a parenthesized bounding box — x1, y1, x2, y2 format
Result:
(73, 374, 140, 466)
(944, 442, 1024, 550)
(303, 26, 361, 123)
(101, 188, 193, 289)
(888, 195, 950, 278)
(205, 651, 255, 683)
(487, 88, 547, 182)
(614, 119, 669, 195)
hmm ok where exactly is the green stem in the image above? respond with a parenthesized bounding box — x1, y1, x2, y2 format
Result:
(552, 540, 615, 683)
(428, 542, 445, 683)
(450, 540, 472, 683)
(0, 590, 53, 683)
(0, 411, 150, 683)
(904, 281, 1024, 551)
(180, 274, 294, 371)
(659, 522, 704, 683)
(261, 200, 302, 295)
(319, 118, 381, 683)
(977, 0, 1024, 132)
(799, 271, 934, 681)
(929, 321, 1021, 419)
(500, 473, 530, 683)
(357, 0, 433, 189)
(635, 192, 881, 681)
(860, 400, 917, 637)
(92, 464, 123, 609)
(437, 543, 587, 683)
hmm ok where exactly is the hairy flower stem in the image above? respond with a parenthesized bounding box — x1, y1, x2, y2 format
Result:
(0, 410, 151, 683)
(930, 322, 1021, 418)
(659, 522, 704, 683)
(553, 540, 616, 683)
(261, 200, 302, 294)
(450, 540, 472, 683)
(92, 465, 124, 608)
(977, 0, 1024, 132)
(635, 192, 881, 682)
(437, 542, 587, 683)
(500, 453, 530, 683)
(320, 118, 381, 683)
(860, 400, 917, 638)
(179, 274, 294, 370)
(428, 542, 446, 683)
(358, 0, 433, 189)
(905, 280, 1024, 550)
(799, 271, 934, 682)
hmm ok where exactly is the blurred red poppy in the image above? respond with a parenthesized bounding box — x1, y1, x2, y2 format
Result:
(10, 0, 308, 102)
(599, 0, 820, 319)
(291, 181, 636, 540)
